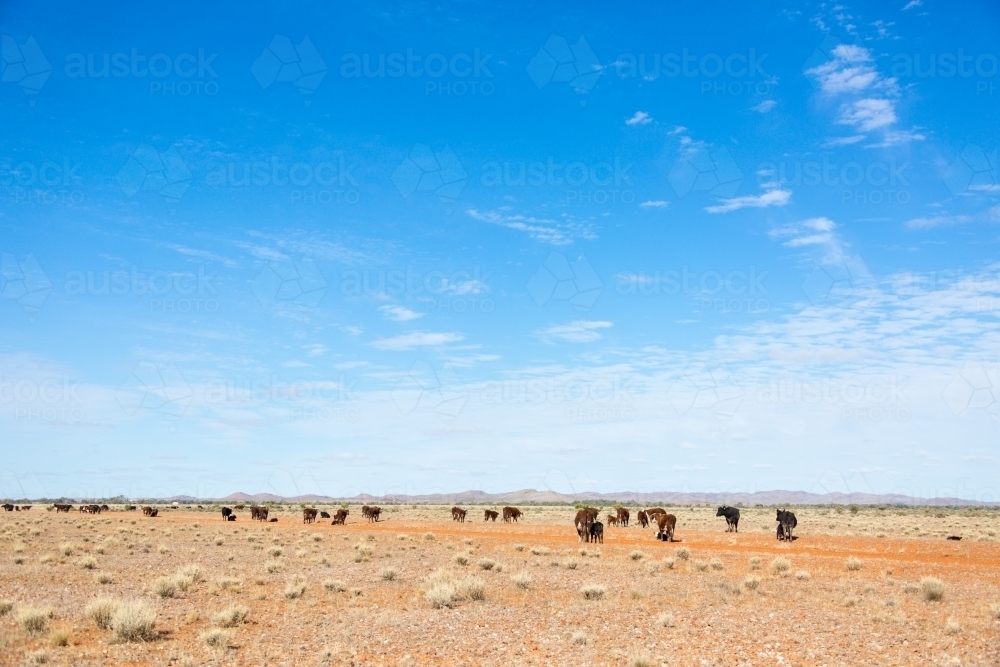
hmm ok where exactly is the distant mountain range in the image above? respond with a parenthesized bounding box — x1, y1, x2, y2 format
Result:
(186, 488, 994, 507)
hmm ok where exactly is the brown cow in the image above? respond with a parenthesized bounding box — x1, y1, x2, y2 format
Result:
(451, 506, 467, 522)
(234, 504, 245, 510)
(616, 507, 630, 527)
(19, 505, 31, 511)
(653, 513, 677, 542)
(484, 509, 498, 522)
(367, 506, 382, 522)
(54, 503, 72, 512)
(636, 510, 649, 528)
(331, 509, 348, 525)
(361, 505, 371, 520)
(250, 506, 269, 521)
(606, 513, 619, 527)
(574, 507, 599, 542)
(303, 508, 318, 524)
(502, 506, 522, 523)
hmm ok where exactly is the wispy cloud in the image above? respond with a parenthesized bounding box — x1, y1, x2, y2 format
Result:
(626, 111, 652, 126)
(379, 305, 424, 321)
(752, 99, 776, 113)
(706, 187, 791, 214)
(536, 320, 613, 343)
(903, 0, 922, 9)
(906, 206, 1000, 229)
(771, 217, 839, 249)
(640, 200, 669, 209)
(467, 208, 595, 245)
(303, 344, 329, 357)
(369, 331, 464, 350)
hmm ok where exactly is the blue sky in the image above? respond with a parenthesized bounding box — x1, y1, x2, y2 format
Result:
(1, 1, 999, 500)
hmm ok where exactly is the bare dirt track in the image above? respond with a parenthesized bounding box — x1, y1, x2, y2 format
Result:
(2, 504, 1000, 667)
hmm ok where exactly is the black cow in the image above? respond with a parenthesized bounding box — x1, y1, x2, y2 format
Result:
(320, 511, 331, 519)
(1, 503, 13, 512)
(716, 505, 740, 532)
(776, 509, 797, 541)
(589, 520, 604, 544)
(221, 507, 232, 521)
(227, 514, 236, 521)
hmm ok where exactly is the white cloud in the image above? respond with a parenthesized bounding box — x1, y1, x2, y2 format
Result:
(752, 99, 776, 113)
(838, 98, 896, 131)
(640, 200, 669, 209)
(303, 344, 329, 357)
(903, 0, 922, 9)
(772, 217, 839, 248)
(705, 188, 791, 214)
(379, 305, 424, 321)
(536, 320, 613, 343)
(906, 206, 1000, 229)
(467, 208, 595, 245)
(369, 331, 464, 351)
(626, 111, 652, 126)
(823, 135, 866, 147)
(283, 360, 310, 368)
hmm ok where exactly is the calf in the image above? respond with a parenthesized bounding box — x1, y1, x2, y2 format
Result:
(776, 509, 797, 541)
(19, 505, 31, 511)
(331, 509, 348, 525)
(227, 514, 236, 521)
(654, 513, 677, 542)
(320, 511, 331, 519)
(606, 513, 619, 527)
(221, 507, 232, 521)
(451, 507, 467, 522)
(636, 510, 649, 528)
(484, 509, 498, 522)
(303, 508, 318, 524)
(589, 520, 604, 544)
(716, 505, 740, 532)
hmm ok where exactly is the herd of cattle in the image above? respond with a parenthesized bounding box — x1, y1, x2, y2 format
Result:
(4, 501, 799, 542)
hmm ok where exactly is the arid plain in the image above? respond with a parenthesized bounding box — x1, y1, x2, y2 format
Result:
(2, 504, 1000, 667)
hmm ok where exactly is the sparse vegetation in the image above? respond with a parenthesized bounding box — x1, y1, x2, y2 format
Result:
(580, 584, 606, 600)
(512, 571, 532, 590)
(18, 606, 54, 634)
(284, 574, 307, 599)
(323, 579, 347, 592)
(211, 605, 250, 628)
(744, 575, 761, 590)
(85, 598, 119, 629)
(111, 600, 157, 642)
(921, 577, 945, 601)
(845, 556, 863, 571)
(771, 557, 791, 574)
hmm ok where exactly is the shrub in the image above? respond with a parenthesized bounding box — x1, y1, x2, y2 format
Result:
(921, 577, 944, 601)
(478, 558, 496, 571)
(216, 577, 240, 590)
(571, 631, 587, 645)
(111, 600, 157, 642)
(770, 557, 791, 574)
(153, 577, 177, 598)
(201, 628, 232, 650)
(284, 575, 307, 599)
(843, 595, 859, 607)
(265, 560, 281, 574)
(629, 550, 644, 561)
(663, 557, 676, 570)
(177, 565, 203, 585)
(268, 547, 283, 557)
(380, 567, 398, 581)
(749, 556, 761, 570)
(674, 547, 690, 560)
(454, 553, 469, 566)
(945, 618, 961, 635)
(796, 571, 811, 580)
(0, 600, 14, 616)
(744, 575, 761, 590)
(629, 654, 652, 667)
(845, 556, 863, 571)
(425, 583, 457, 609)
(323, 579, 346, 592)
(85, 598, 119, 629)
(513, 544, 525, 552)
(580, 584, 606, 600)
(58, 543, 73, 556)
(459, 576, 486, 601)
(423, 532, 435, 541)
(78, 556, 97, 570)
(529, 546, 549, 556)
(655, 612, 674, 627)
(95, 572, 113, 585)
(989, 602, 1000, 619)
(511, 572, 532, 590)
(694, 560, 709, 572)
(710, 558, 724, 571)
(48, 628, 70, 647)
(18, 606, 54, 634)
(211, 605, 249, 628)
(564, 559, 579, 570)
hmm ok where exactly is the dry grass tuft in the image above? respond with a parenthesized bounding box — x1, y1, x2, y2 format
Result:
(771, 557, 791, 574)
(211, 605, 250, 628)
(845, 556, 863, 571)
(323, 579, 347, 592)
(511, 571, 532, 590)
(796, 570, 811, 580)
(95, 571, 113, 585)
(675, 547, 690, 560)
(921, 577, 944, 601)
(744, 575, 761, 590)
(945, 618, 961, 635)
(78, 556, 97, 570)
(710, 558, 724, 571)
(656, 611, 675, 627)
(478, 558, 496, 571)
(18, 606, 54, 634)
(571, 631, 587, 645)
(48, 628, 70, 647)
(201, 628, 232, 650)
(85, 598, 119, 629)
(153, 577, 177, 598)
(629, 654, 653, 667)
(380, 567, 399, 581)
(284, 574, 307, 599)
(111, 600, 157, 642)
(630, 550, 644, 561)
(580, 584, 606, 600)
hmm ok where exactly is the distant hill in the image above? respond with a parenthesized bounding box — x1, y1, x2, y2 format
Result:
(194, 488, 996, 507)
